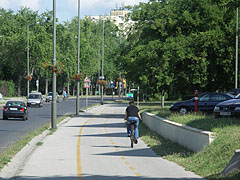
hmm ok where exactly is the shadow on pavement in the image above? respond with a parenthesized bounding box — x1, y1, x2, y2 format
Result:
(78, 113, 124, 119)
(94, 148, 159, 158)
(2, 175, 203, 180)
(92, 145, 130, 148)
(67, 122, 124, 129)
(78, 132, 126, 137)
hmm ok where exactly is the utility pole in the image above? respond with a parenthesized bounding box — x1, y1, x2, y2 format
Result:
(98, 48, 100, 95)
(101, 18, 104, 105)
(51, 0, 57, 129)
(27, 25, 30, 97)
(236, 7, 239, 89)
(76, 0, 81, 115)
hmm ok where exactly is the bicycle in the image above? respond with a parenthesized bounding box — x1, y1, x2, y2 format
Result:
(127, 120, 137, 148)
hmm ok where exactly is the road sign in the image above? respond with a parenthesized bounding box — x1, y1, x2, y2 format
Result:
(127, 93, 133, 98)
(99, 76, 104, 80)
(84, 82, 90, 88)
(110, 83, 115, 89)
(84, 76, 90, 83)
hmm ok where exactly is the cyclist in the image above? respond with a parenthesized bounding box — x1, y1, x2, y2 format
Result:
(124, 101, 142, 143)
(63, 90, 67, 100)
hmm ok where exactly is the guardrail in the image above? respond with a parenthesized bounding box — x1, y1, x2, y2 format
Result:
(142, 112, 215, 152)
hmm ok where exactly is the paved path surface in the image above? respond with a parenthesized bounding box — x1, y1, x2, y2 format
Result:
(0, 103, 204, 180)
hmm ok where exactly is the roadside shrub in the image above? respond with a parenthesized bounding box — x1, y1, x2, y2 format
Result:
(0, 80, 16, 97)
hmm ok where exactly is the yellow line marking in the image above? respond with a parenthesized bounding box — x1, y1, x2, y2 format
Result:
(77, 118, 92, 180)
(115, 148, 119, 151)
(129, 166, 135, 170)
(124, 161, 130, 165)
(121, 157, 126, 160)
(135, 173, 141, 176)
(111, 142, 115, 144)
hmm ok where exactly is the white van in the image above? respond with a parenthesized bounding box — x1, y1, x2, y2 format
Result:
(27, 92, 43, 107)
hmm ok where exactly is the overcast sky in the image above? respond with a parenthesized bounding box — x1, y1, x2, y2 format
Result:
(0, 0, 149, 22)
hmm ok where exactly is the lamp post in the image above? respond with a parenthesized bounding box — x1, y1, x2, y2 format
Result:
(236, 7, 239, 89)
(101, 18, 104, 105)
(76, 0, 81, 115)
(51, 0, 57, 129)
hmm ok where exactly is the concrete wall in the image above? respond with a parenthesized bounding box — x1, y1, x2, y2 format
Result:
(142, 112, 215, 152)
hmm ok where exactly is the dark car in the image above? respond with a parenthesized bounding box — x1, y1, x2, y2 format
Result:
(170, 92, 234, 114)
(214, 94, 240, 118)
(3, 101, 28, 120)
(226, 88, 240, 96)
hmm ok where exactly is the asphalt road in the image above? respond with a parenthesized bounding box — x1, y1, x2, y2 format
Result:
(0, 96, 114, 154)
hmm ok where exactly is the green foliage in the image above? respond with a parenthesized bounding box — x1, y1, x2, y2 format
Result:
(120, 0, 240, 99)
(0, 80, 16, 97)
(0, 7, 121, 96)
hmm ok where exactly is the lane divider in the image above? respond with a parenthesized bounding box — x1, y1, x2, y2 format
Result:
(77, 118, 92, 180)
(104, 117, 142, 177)
(77, 107, 106, 180)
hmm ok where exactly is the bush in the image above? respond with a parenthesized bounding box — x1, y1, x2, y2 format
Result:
(0, 80, 16, 97)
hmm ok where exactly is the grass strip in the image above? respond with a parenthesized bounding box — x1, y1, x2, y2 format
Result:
(139, 102, 240, 180)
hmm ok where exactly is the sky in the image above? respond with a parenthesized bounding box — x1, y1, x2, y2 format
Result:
(0, 0, 149, 22)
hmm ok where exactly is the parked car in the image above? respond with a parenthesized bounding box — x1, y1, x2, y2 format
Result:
(45, 92, 59, 102)
(214, 94, 240, 118)
(226, 88, 240, 96)
(170, 92, 234, 114)
(3, 101, 28, 120)
(27, 92, 43, 107)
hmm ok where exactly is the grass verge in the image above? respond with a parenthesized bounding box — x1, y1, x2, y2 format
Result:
(139, 102, 240, 180)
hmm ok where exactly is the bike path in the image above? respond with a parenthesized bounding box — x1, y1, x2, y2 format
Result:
(1, 103, 204, 180)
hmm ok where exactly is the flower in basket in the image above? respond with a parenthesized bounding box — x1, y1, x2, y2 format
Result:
(72, 73, 84, 81)
(48, 62, 64, 74)
(117, 77, 123, 82)
(24, 74, 32, 81)
(43, 61, 63, 74)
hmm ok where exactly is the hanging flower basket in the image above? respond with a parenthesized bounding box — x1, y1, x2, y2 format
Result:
(24, 74, 32, 81)
(43, 61, 64, 74)
(117, 77, 123, 82)
(97, 80, 107, 86)
(72, 73, 84, 81)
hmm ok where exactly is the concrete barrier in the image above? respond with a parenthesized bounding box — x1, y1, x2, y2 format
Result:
(142, 112, 215, 152)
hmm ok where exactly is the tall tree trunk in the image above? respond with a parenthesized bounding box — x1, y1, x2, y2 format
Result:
(45, 79, 48, 95)
(161, 90, 165, 108)
(17, 74, 22, 96)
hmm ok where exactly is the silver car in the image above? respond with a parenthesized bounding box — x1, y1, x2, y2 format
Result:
(27, 92, 43, 107)
(46, 92, 59, 102)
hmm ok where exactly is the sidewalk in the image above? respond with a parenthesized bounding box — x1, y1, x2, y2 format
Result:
(0, 103, 204, 180)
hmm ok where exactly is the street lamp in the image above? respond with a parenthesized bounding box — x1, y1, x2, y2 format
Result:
(101, 18, 105, 105)
(51, 0, 57, 129)
(76, 0, 81, 115)
(27, 22, 39, 97)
